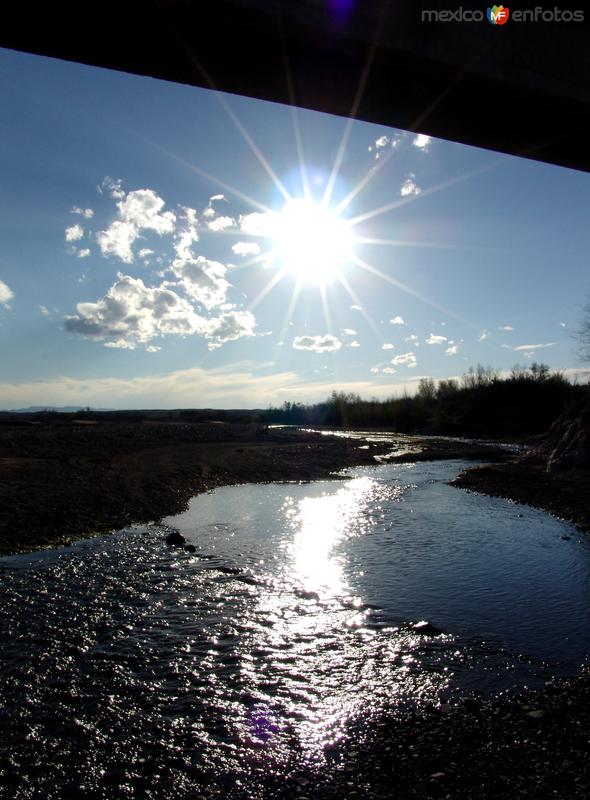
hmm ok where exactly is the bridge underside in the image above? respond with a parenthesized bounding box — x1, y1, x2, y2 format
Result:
(1, 0, 589, 172)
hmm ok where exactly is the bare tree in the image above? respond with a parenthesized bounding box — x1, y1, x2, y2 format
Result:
(575, 298, 590, 364)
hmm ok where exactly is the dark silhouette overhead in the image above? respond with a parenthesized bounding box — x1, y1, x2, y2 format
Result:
(2, 0, 589, 171)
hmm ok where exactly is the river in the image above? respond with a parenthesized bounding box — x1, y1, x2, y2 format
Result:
(1, 458, 588, 798)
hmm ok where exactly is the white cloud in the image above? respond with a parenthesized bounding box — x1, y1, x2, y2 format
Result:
(64, 274, 209, 350)
(118, 189, 176, 235)
(370, 367, 379, 374)
(96, 221, 138, 263)
(498, 325, 514, 331)
(39, 305, 50, 316)
(559, 322, 566, 328)
(139, 248, 155, 259)
(72, 206, 94, 219)
(350, 304, 362, 312)
(368, 134, 401, 160)
(96, 183, 176, 263)
(170, 255, 229, 311)
(0, 280, 14, 307)
(478, 329, 491, 342)
(426, 333, 448, 345)
(400, 175, 421, 197)
(65, 224, 84, 242)
(98, 176, 125, 200)
(405, 334, 418, 342)
(232, 242, 261, 257)
(293, 334, 342, 353)
(382, 367, 397, 374)
(391, 352, 417, 367)
(513, 342, 556, 351)
(210, 194, 225, 202)
(413, 134, 431, 150)
(390, 316, 405, 325)
(207, 215, 235, 232)
(382, 343, 395, 350)
(445, 344, 458, 355)
(239, 212, 276, 237)
(205, 310, 256, 350)
(77, 248, 91, 258)
(342, 328, 357, 336)
(348, 340, 360, 348)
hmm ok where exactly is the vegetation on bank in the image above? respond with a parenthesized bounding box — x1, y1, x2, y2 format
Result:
(263, 363, 588, 436)
(0, 363, 587, 438)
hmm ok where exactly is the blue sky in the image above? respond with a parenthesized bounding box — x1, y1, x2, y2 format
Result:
(0, 47, 588, 409)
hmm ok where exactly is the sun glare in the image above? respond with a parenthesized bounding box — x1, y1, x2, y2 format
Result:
(273, 198, 354, 284)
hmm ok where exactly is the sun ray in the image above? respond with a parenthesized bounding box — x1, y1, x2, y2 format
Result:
(247, 269, 287, 312)
(322, 0, 391, 208)
(277, 7, 312, 201)
(171, 26, 291, 202)
(353, 236, 503, 254)
(352, 254, 471, 326)
(337, 273, 384, 343)
(334, 137, 400, 216)
(319, 282, 334, 337)
(347, 158, 506, 228)
(276, 281, 303, 357)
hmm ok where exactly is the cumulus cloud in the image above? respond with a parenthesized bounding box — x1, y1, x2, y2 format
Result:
(445, 344, 458, 355)
(96, 184, 176, 263)
(138, 248, 155, 259)
(239, 211, 276, 237)
(170, 255, 230, 311)
(232, 242, 261, 257)
(348, 340, 360, 348)
(426, 333, 448, 345)
(382, 343, 395, 350)
(400, 175, 421, 197)
(413, 134, 431, 150)
(77, 248, 91, 258)
(72, 206, 94, 219)
(382, 367, 397, 374)
(96, 220, 137, 263)
(293, 334, 342, 353)
(391, 352, 417, 367)
(64, 274, 207, 350)
(498, 325, 514, 332)
(370, 367, 379, 374)
(390, 316, 405, 325)
(65, 224, 84, 242)
(342, 328, 357, 336)
(204, 310, 256, 350)
(350, 304, 362, 311)
(39, 305, 50, 316)
(478, 329, 491, 342)
(98, 176, 125, 200)
(0, 280, 14, 307)
(405, 334, 418, 342)
(207, 215, 235, 232)
(368, 134, 401, 160)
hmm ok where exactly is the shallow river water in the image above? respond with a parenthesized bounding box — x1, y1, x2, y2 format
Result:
(1, 459, 589, 798)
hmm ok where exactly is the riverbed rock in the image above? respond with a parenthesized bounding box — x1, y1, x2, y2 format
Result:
(411, 620, 444, 636)
(165, 530, 186, 546)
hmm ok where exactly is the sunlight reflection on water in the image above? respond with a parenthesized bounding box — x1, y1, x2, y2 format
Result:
(1, 460, 589, 798)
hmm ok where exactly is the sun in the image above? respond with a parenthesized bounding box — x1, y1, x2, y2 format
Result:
(272, 198, 354, 284)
